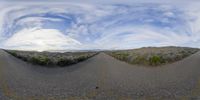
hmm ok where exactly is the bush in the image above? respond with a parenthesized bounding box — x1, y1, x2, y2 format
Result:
(149, 55, 165, 66)
(18, 56, 28, 61)
(56, 57, 75, 66)
(111, 52, 129, 61)
(106, 47, 199, 66)
(10, 51, 17, 56)
(30, 56, 51, 65)
(76, 55, 87, 62)
(4, 50, 97, 67)
(132, 56, 147, 65)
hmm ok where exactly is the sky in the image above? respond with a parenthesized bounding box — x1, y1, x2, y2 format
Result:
(0, 0, 200, 51)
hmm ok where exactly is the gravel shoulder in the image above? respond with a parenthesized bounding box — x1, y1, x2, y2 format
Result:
(0, 49, 200, 100)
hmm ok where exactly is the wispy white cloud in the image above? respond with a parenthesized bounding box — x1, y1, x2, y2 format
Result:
(2, 28, 81, 51)
(0, 2, 200, 51)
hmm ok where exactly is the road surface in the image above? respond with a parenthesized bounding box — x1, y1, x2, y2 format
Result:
(0, 49, 200, 100)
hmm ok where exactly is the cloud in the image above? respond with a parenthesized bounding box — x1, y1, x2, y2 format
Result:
(0, 2, 200, 51)
(2, 0, 200, 5)
(2, 28, 81, 51)
(93, 26, 191, 50)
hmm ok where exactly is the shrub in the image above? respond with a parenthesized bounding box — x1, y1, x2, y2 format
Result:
(149, 55, 165, 66)
(30, 56, 51, 65)
(4, 50, 97, 67)
(76, 55, 87, 62)
(111, 52, 129, 61)
(132, 56, 147, 65)
(10, 51, 17, 57)
(56, 57, 75, 66)
(19, 56, 28, 61)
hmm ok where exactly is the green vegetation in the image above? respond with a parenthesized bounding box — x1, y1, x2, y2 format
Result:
(110, 52, 129, 61)
(107, 46, 199, 66)
(5, 50, 97, 67)
(132, 56, 147, 65)
(76, 55, 89, 62)
(56, 57, 75, 66)
(9, 51, 17, 57)
(5, 46, 199, 67)
(30, 55, 51, 66)
(149, 55, 165, 66)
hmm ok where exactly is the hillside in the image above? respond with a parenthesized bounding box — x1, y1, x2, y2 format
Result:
(5, 50, 97, 67)
(107, 46, 199, 66)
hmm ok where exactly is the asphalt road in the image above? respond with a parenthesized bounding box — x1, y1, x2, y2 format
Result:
(0, 49, 200, 100)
